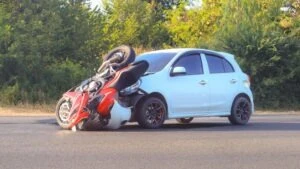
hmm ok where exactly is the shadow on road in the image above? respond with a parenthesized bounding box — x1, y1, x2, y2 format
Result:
(36, 118, 300, 132)
(118, 122, 300, 132)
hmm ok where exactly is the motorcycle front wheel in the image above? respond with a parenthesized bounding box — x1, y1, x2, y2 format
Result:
(55, 97, 73, 129)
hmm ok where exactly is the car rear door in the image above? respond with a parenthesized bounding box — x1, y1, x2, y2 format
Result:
(165, 52, 210, 116)
(202, 53, 238, 113)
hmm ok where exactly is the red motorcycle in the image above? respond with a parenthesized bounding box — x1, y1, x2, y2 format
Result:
(55, 46, 148, 131)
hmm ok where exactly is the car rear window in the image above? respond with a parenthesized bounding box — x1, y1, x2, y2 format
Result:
(205, 55, 235, 73)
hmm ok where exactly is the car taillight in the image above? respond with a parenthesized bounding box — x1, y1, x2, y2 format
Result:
(243, 74, 251, 88)
(247, 74, 251, 85)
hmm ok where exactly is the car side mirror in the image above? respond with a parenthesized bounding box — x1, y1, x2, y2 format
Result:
(171, 66, 186, 76)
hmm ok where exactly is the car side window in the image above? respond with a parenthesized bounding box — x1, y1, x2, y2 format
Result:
(223, 59, 234, 72)
(205, 54, 235, 73)
(173, 54, 203, 75)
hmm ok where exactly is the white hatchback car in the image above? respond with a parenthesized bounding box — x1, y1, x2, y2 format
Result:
(131, 48, 254, 129)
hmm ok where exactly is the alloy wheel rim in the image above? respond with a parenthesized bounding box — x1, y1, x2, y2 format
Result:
(58, 102, 71, 123)
(235, 101, 250, 122)
(145, 102, 165, 125)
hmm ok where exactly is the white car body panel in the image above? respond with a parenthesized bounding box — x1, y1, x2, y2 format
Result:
(139, 49, 254, 119)
(105, 100, 131, 129)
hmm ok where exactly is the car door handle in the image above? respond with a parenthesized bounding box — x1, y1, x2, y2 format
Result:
(230, 79, 237, 84)
(199, 80, 207, 85)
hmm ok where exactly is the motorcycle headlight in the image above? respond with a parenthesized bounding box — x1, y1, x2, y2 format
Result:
(79, 80, 101, 92)
(120, 80, 141, 96)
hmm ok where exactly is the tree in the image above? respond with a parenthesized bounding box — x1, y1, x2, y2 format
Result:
(101, 0, 170, 50)
(164, 0, 223, 47)
(0, 0, 103, 104)
(0, 0, 299, 109)
(214, 0, 300, 108)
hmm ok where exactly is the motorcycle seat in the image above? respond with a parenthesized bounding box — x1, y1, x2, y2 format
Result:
(108, 60, 149, 91)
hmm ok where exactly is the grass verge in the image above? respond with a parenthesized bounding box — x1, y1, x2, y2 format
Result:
(0, 104, 55, 116)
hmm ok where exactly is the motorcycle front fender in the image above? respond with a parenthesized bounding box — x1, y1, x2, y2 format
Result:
(63, 91, 89, 129)
(105, 100, 131, 130)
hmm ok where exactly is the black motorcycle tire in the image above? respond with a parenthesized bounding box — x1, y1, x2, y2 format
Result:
(103, 45, 136, 70)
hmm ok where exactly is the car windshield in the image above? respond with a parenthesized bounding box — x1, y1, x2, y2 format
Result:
(135, 52, 177, 73)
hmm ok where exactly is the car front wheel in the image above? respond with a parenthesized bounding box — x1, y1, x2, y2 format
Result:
(228, 96, 252, 125)
(136, 97, 167, 129)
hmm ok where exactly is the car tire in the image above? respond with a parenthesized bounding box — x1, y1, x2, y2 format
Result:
(136, 97, 167, 129)
(228, 96, 252, 125)
(176, 118, 193, 124)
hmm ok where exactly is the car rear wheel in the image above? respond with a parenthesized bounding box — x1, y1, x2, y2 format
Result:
(228, 96, 252, 125)
(136, 97, 166, 129)
(176, 118, 193, 124)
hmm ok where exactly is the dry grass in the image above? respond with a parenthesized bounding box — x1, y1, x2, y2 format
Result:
(134, 46, 153, 55)
(0, 104, 55, 116)
(255, 110, 300, 115)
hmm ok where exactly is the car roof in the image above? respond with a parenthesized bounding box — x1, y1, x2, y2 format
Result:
(141, 48, 190, 54)
(143, 48, 235, 59)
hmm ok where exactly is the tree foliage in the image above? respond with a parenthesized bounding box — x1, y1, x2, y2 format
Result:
(164, 0, 223, 47)
(0, 0, 100, 104)
(101, 0, 170, 49)
(214, 0, 300, 108)
(0, 0, 299, 109)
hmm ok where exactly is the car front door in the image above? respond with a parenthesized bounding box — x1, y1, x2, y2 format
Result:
(165, 53, 210, 117)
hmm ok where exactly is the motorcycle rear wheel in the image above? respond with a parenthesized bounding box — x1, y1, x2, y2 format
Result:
(103, 45, 136, 70)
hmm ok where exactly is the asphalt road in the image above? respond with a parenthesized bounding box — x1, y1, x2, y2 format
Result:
(0, 115, 299, 169)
